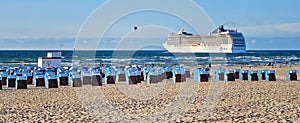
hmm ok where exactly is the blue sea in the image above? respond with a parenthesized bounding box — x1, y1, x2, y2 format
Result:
(0, 50, 299, 67)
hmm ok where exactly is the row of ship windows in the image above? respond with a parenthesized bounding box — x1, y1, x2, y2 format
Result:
(232, 38, 244, 41)
(230, 34, 243, 37)
(235, 48, 245, 50)
(222, 47, 245, 51)
(222, 48, 229, 50)
(233, 40, 245, 44)
(233, 46, 245, 50)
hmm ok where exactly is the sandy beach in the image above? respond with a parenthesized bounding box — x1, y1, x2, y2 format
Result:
(1, 66, 300, 122)
(2, 0, 300, 122)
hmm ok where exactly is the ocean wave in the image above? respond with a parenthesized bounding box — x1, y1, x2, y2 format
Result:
(1, 50, 300, 66)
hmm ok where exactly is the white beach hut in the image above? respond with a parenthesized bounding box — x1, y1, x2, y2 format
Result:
(38, 52, 62, 68)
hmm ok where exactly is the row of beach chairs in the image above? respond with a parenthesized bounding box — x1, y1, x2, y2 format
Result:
(1, 66, 297, 90)
(0, 65, 194, 90)
(195, 69, 297, 82)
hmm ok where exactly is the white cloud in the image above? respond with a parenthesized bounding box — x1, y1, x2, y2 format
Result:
(16, 40, 25, 43)
(273, 23, 300, 32)
(109, 39, 119, 43)
(239, 23, 300, 38)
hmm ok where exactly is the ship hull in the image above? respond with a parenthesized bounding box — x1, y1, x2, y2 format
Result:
(163, 43, 245, 53)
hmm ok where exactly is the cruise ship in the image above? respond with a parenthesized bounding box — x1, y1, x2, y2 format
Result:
(163, 25, 246, 53)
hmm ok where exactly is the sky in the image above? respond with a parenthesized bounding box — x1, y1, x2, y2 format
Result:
(0, 0, 300, 50)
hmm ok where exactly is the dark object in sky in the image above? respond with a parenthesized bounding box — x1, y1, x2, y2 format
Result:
(134, 26, 138, 31)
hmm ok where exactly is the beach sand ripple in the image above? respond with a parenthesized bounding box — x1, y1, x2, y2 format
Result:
(0, 80, 300, 122)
